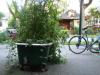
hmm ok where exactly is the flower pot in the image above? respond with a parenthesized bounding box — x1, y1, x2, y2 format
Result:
(16, 43, 52, 71)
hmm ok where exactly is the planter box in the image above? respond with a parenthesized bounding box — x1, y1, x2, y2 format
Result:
(16, 43, 52, 71)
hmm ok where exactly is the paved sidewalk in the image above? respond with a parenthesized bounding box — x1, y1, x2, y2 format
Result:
(0, 45, 100, 75)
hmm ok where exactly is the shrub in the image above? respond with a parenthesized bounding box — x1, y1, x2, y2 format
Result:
(0, 32, 9, 43)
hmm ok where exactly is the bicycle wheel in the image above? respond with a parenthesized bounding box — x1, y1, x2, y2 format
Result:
(89, 40, 100, 53)
(68, 36, 87, 54)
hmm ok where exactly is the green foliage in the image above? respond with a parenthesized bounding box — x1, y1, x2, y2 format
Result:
(0, 32, 9, 43)
(16, 1, 60, 43)
(86, 27, 94, 34)
(59, 29, 68, 44)
(89, 8, 100, 18)
(8, 17, 16, 28)
(0, 12, 4, 19)
(73, 27, 79, 35)
(5, 40, 18, 73)
(8, 0, 68, 64)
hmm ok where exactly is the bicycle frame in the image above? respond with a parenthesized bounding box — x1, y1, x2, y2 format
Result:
(77, 28, 100, 51)
(87, 40, 98, 50)
(77, 29, 89, 48)
(83, 31, 100, 51)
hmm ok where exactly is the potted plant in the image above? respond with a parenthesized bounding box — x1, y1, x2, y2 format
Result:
(7, 0, 67, 71)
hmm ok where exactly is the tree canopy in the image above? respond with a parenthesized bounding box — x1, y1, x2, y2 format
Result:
(89, 8, 100, 18)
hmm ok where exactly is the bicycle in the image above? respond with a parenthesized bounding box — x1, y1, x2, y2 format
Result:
(68, 27, 100, 54)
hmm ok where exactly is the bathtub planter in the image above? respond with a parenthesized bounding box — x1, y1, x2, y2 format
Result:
(16, 43, 52, 71)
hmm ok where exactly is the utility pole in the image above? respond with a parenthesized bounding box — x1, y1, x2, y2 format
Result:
(79, 0, 92, 35)
(79, 0, 84, 36)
